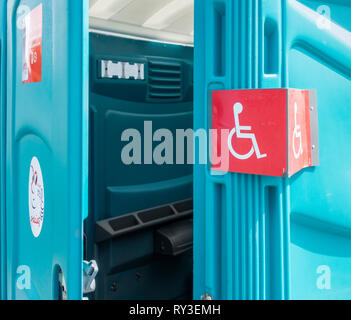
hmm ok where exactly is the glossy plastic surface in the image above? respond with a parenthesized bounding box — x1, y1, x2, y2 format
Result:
(4, 0, 88, 300)
(87, 33, 194, 300)
(0, 0, 7, 300)
(194, 0, 351, 300)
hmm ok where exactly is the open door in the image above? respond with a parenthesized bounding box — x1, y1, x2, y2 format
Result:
(5, 0, 88, 299)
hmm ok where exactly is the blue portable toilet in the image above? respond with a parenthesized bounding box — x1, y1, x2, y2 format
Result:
(4, 0, 351, 301)
(194, 0, 351, 300)
(1, 0, 194, 300)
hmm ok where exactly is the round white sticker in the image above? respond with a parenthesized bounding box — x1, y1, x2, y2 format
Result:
(28, 157, 45, 238)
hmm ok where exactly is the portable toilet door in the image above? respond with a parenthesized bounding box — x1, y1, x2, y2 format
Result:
(0, 0, 8, 300)
(5, 0, 89, 300)
(194, 0, 351, 300)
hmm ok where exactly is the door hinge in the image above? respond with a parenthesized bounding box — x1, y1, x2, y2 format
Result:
(83, 260, 99, 295)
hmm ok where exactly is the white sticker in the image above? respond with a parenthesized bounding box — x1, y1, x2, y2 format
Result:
(28, 157, 45, 238)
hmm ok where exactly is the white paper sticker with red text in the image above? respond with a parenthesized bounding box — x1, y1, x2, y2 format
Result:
(29, 157, 45, 238)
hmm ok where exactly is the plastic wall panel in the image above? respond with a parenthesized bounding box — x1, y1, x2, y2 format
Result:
(88, 34, 193, 225)
(5, 0, 88, 300)
(0, 0, 7, 300)
(285, 0, 351, 300)
(87, 34, 194, 300)
(194, 0, 351, 300)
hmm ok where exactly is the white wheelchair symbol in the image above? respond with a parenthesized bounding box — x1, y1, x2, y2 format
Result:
(228, 103, 267, 160)
(293, 102, 303, 159)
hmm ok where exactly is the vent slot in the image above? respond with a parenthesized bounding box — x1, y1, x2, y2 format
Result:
(148, 60, 182, 100)
(109, 215, 139, 232)
(173, 199, 193, 213)
(138, 206, 175, 223)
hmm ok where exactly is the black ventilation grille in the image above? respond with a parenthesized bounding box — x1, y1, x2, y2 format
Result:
(148, 60, 182, 101)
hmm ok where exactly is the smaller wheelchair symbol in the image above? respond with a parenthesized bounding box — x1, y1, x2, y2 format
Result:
(228, 103, 267, 160)
(293, 102, 303, 159)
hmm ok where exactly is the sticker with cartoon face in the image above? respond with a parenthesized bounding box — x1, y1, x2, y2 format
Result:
(28, 157, 45, 238)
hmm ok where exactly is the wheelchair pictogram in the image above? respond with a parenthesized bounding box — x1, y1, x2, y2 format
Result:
(293, 102, 303, 159)
(228, 103, 267, 160)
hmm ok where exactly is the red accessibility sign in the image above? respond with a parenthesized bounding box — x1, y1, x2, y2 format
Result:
(212, 89, 319, 177)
